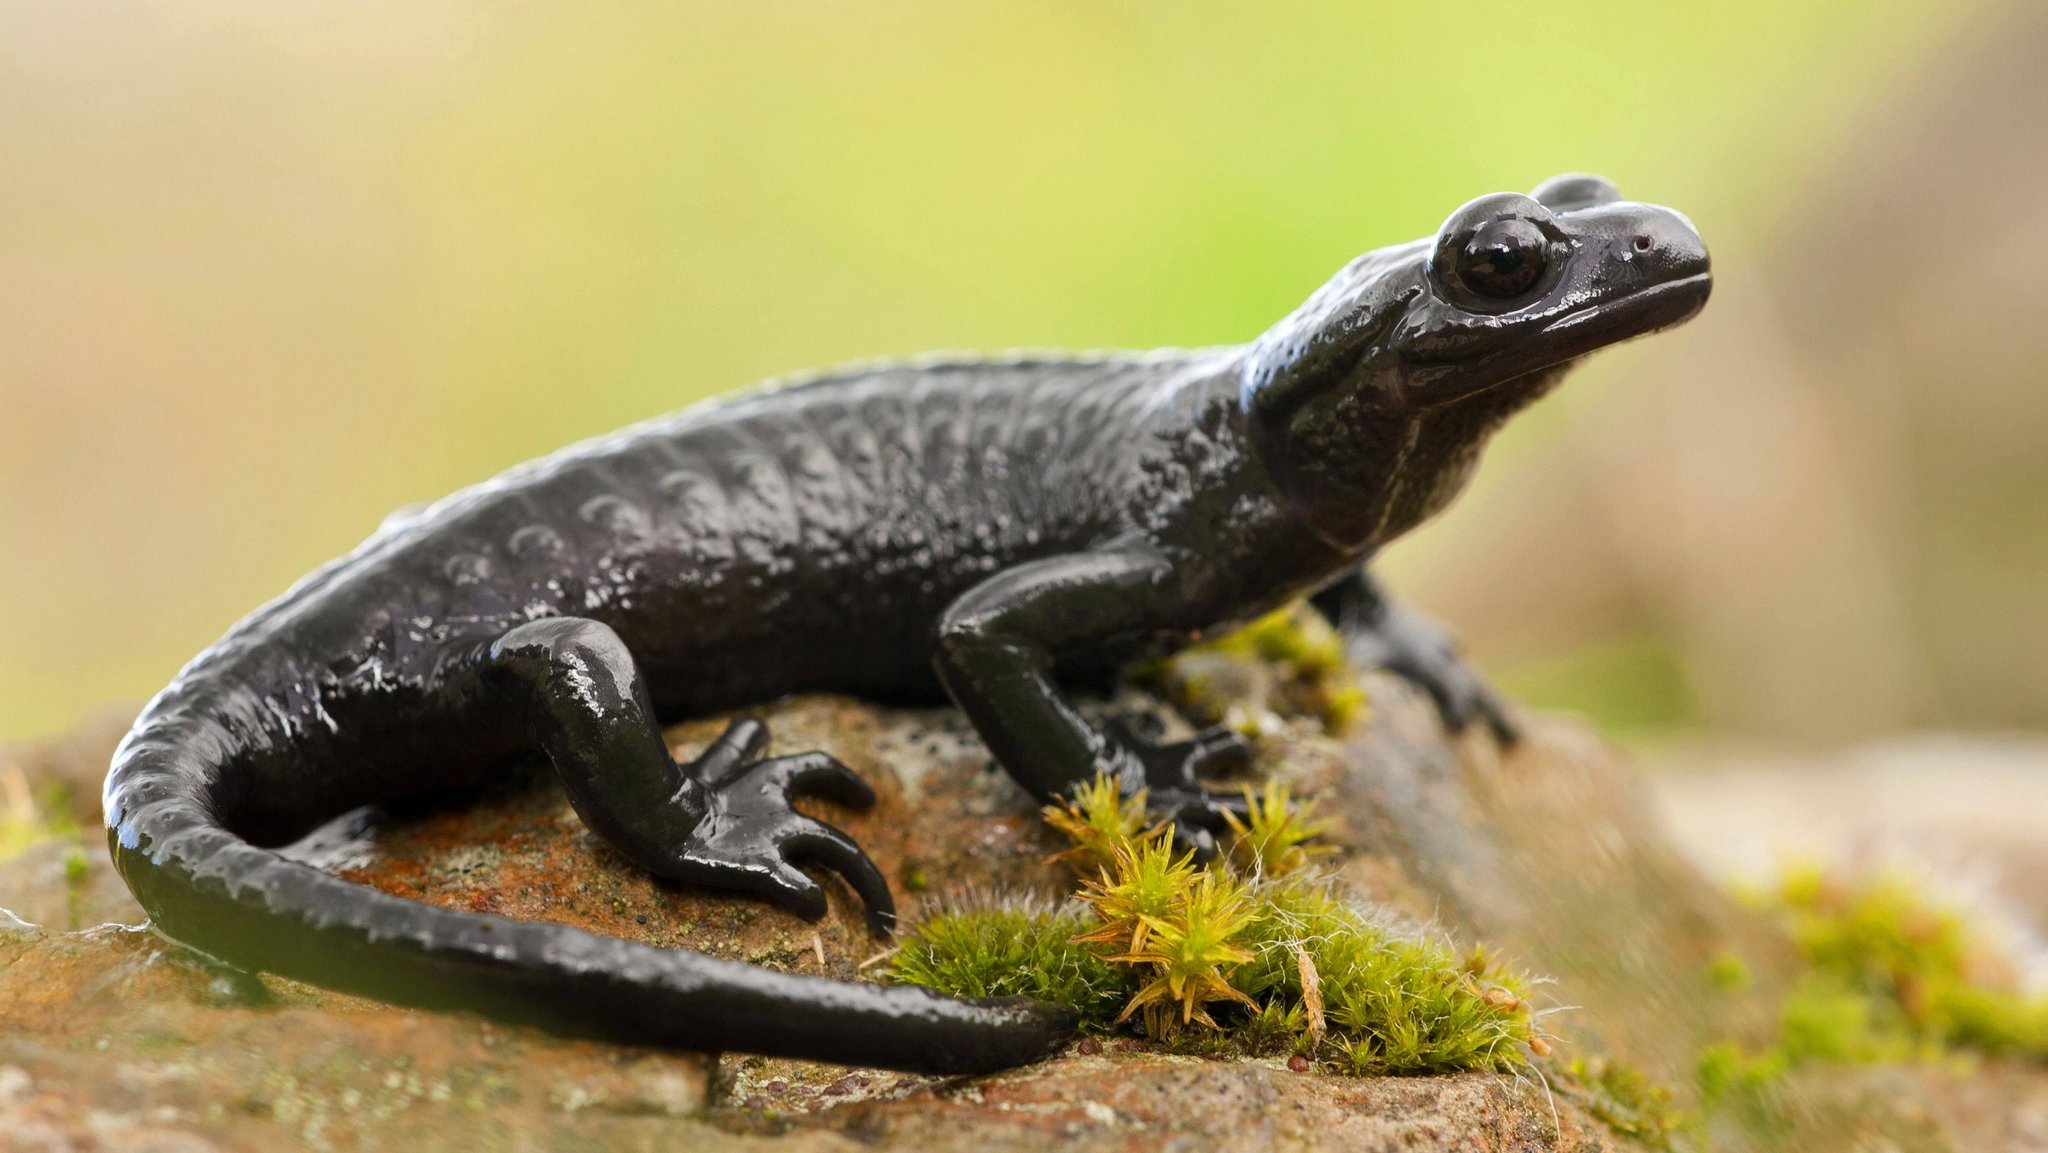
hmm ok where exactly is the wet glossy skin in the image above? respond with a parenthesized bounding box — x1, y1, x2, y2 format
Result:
(103, 175, 1709, 1075)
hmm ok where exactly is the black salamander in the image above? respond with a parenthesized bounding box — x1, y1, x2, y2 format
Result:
(104, 175, 1709, 1075)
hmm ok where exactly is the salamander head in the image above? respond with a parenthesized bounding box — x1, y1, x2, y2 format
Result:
(1240, 174, 1710, 549)
(1244, 174, 1710, 416)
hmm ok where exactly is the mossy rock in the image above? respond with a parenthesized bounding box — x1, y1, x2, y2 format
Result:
(4, 674, 2047, 1150)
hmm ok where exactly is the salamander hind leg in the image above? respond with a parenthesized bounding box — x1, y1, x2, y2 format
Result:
(439, 617, 896, 933)
(1310, 568, 1518, 742)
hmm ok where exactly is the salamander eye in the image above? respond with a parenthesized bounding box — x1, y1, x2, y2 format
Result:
(1454, 218, 1548, 300)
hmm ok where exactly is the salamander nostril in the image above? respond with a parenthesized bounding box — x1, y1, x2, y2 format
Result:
(1632, 235, 1654, 253)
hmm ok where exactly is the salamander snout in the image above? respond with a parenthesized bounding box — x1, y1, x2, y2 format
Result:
(1615, 204, 1711, 284)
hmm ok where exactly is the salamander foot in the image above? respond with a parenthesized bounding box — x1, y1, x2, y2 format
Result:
(1102, 717, 1254, 862)
(1343, 602, 1519, 743)
(669, 718, 897, 935)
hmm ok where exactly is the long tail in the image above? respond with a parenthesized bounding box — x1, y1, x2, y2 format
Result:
(103, 699, 1076, 1076)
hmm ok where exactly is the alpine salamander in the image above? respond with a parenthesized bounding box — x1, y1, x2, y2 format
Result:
(104, 174, 1709, 1075)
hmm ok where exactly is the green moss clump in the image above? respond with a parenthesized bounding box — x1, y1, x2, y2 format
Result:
(1759, 865, 2048, 1061)
(1223, 603, 1348, 670)
(1694, 1040, 1784, 1107)
(891, 776, 1538, 1074)
(1934, 978, 2048, 1057)
(1142, 602, 1368, 737)
(889, 900, 1132, 1028)
(0, 766, 79, 862)
(1700, 864, 2048, 1109)
(1566, 1057, 1695, 1152)
(1705, 948, 1751, 992)
(1774, 972, 1918, 1066)
(1236, 881, 1534, 1074)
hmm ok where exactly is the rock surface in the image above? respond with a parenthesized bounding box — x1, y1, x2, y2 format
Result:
(4, 680, 2046, 1151)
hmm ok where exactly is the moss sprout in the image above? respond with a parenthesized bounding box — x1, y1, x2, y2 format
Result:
(1071, 832, 1200, 958)
(1042, 774, 1159, 874)
(1115, 868, 1261, 1037)
(1222, 778, 1330, 879)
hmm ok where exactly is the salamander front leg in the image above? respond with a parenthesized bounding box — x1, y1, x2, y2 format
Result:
(441, 618, 895, 933)
(1310, 568, 1518, 742)
(934, 549, 1252, 860)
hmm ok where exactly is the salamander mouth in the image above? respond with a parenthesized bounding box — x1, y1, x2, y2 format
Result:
(1400, 271, 1711, 408)
(1540, 272, 1713, 342)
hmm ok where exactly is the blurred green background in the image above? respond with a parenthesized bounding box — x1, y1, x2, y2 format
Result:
(3, 0, 2032, 746)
